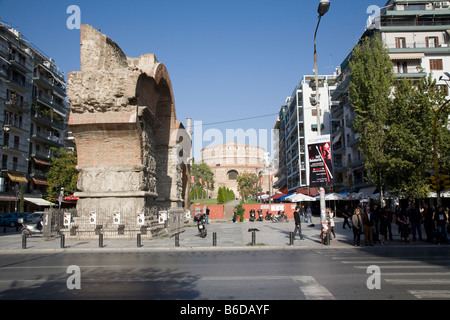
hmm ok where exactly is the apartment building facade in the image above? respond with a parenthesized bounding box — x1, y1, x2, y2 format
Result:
(273, 75, 336, 194)
(0, 21, 69, 212)
(331, 0, 450, 194)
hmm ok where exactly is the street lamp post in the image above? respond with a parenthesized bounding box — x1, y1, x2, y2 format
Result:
(314, 0, 330, 137)
(314, 0, 330, 221)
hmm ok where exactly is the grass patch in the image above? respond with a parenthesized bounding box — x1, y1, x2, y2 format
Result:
(246, 242, 266, 246)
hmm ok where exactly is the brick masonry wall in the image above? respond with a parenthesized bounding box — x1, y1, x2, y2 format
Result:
(190, 203, 298, 220)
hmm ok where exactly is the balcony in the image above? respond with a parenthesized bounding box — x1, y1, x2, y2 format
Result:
(2, 141, 28, 154)
(31, 149, 55, 161)
(34, 93, 68, 115)
(8, 55, 33, 74)
(345, 114, 356, 128)
(31, 131, 63, 147)
(6, 75, 32, 92)
(4, 98, 30, 113)
(0, 42, 9, 58)
(33, 73, 67, 97)
(348, 135, 360, 148)
(31, 110, 66, 130)
(33, 73, 53, 90)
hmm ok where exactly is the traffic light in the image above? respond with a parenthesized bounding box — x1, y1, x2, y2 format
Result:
(429, 175, 440, 191)
(440, 174, 450, 191)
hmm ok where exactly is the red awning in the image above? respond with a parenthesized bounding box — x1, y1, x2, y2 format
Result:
(271, 193, 287, 200)
(63, 195, 79, 201)
(32, 157, 51, 166)
(32, 178, 48, 186)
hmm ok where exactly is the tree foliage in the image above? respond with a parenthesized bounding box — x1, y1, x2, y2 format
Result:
(387, 76, 448, 198)
(190, 162, 214, 200)
(349, 34, 450, 199)
(217, 186, 235, 204)
(236, 172, 259, 203)
(46, 148, 78, 199)
(349, 34, 395, 198)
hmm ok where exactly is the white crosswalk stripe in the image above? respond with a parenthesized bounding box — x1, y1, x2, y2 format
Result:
(292, 276, 335, 300)
(330, 254, 450, 299)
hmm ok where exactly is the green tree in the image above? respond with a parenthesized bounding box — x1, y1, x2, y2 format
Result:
(387, 76, 448, 198)
(236, 172, 259, 203)
(349, 34, 395, 203)
(349, 34, 450, 200)
(217, 187, 225, 204)
(190, 162, 214, 200)
(46, 149, 78, 200)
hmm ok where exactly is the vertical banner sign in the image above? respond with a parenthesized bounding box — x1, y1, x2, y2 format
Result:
(308, 141, 333, 187)
(137, 213, 145, 226)
(63, 213, 71, 227)
(89, 211, 96, 224)
(113, 211, 120, 225)
(159, 211, 168, 224)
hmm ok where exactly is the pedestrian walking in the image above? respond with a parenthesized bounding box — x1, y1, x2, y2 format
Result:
(206, 206, 210, 224)
(422, 203, 434, 243)
(329, 209, 336, 239)
(300, 204, 306, 223)
(409, 202, 423, 241)
(362, 206, 375, 246)
(372, 204, 380, 243)
(380, 207, 389, 245)
(306, 205, 313, 224)
(232, 208, 237, 223)
(351, 208, 363, 246)
(293, 206, 305, 241)
(434, 206, 449, 245)
(342, 205, 352, 229)
(397, 209, 410, 244)
(386, 206, 393, 241)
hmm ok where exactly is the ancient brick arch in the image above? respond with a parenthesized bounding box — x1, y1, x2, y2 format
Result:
(66, 25, 189, 240)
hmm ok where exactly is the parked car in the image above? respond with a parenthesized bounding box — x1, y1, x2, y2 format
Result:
(27, 212, 44, 224)
(0, 212, 29, 227)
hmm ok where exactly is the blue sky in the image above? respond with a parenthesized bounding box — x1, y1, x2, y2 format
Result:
(0, 0, 386, 160)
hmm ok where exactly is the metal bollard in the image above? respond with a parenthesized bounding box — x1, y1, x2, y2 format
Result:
(175, 233, 180, 247)
(290, 232, 294, 246)
(252, 231, 256, 246)
(60, 234, 65, 249)
(137, 233, 142, 248)
(22, 235, 26, 249)
(99, 233, 103, 248)
(213, 232, 217, 247)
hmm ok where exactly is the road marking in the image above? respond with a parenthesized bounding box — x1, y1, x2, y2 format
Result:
(383, 272, 450, 276)
(386, 279, 450, 285)
(354, 265, 448, 269)
(340, 260, 450, 264)
(409, 290, 450, 299)
(292, 276, 335, 300)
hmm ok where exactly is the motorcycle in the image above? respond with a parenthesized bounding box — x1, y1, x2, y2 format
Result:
(194, 214, 207, 238)
(265, 211, 272, 221)
(257, 210, 264, 222)
(20, 219, 43, 237)
(271, 211, 289, 223)
(249, 209, 256, 222)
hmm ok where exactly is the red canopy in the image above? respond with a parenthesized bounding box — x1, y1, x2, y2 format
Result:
(271, 193, 287, 200)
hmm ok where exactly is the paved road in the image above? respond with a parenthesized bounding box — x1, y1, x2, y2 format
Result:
(0, 246, 448, 302)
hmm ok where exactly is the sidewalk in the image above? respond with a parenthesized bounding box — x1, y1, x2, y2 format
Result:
(0, 217, 436, 254)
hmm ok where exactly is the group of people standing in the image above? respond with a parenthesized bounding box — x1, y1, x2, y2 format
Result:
(345, 203, 449, 247)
